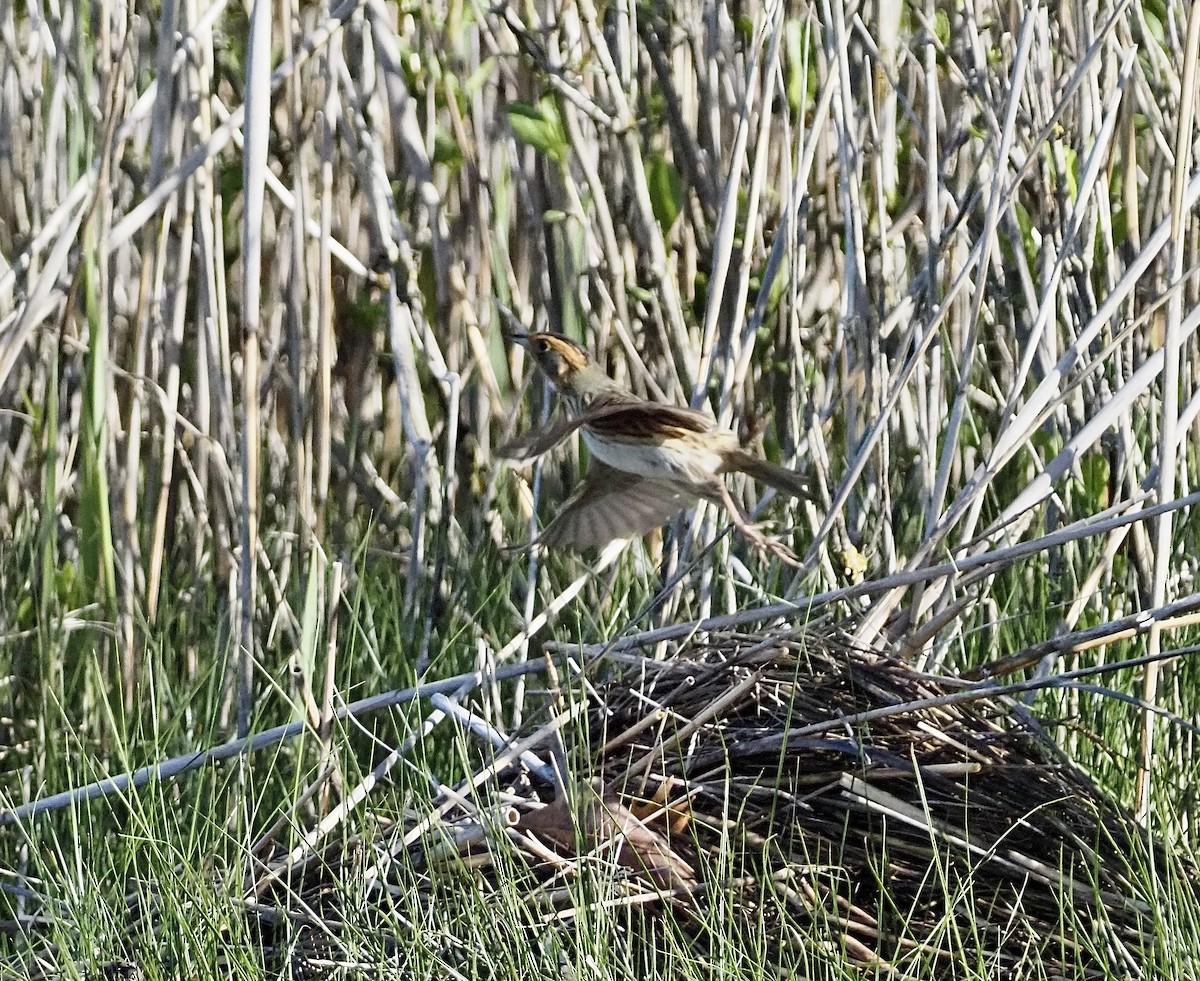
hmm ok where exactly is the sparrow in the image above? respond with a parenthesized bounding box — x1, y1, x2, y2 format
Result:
(501, 330, 812, 564)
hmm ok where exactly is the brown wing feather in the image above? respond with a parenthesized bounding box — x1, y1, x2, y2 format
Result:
(574, 399, 715, 443)
(500, 397, 714, 461)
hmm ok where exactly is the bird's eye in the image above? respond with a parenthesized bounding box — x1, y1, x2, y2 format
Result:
(534, 339, 550, 352)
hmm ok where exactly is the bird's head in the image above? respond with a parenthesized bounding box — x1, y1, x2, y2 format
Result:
(508, 331, 592, 392)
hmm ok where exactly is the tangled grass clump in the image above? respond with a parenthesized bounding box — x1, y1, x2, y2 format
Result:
(273, 627, 1185, 978)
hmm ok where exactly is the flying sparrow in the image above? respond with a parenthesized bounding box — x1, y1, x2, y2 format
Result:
(501, 331, 811, 564)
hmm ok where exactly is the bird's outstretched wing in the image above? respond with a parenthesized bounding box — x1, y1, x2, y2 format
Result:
(499, 398, 713, 462)
(498, 413, 592, 462)
(535, 461, 694, 550)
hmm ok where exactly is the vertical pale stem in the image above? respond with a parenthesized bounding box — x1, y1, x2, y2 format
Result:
(238, 0, 273, 737)
(1138, 0, 1200, 823)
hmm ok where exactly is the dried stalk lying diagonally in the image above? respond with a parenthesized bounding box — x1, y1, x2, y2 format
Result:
(264, 628, 1186, 977)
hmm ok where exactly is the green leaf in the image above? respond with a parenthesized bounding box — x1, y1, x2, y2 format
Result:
(1012, 199, 1038, 271)
(645, 89, 667, 126)
(433, 127, 463, 171)
(1080, 451, 1111, 506)
(646, 153, 683, 236)
(626, 282, 654, 303)
(296, 550, 324, 718)
(55, 563, 78, 607)
(784, 21, 806, 114)
(1142, 0, 1166, 44)
(79, 245, 116, 612)
(691, 270, 709, 322)
(507, 97, 568, 163)
(1041, 137, 1078, 200)
(1109, 206, 1129, 254)
(464, 56, 497, 96)
(934, 8, 951, 46)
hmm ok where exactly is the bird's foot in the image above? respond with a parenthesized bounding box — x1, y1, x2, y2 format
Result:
(713, 481, 801, 567)
(731, 518, 800, 567)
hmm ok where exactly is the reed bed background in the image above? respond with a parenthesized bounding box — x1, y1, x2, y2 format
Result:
(2, 0, 1200, 976)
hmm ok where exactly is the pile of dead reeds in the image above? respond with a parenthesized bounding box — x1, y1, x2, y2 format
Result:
(265, 626, 1180, 977)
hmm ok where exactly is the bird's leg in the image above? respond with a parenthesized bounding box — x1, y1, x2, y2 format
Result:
(711, 480, 800, 567)
(499, 538, 538, 557)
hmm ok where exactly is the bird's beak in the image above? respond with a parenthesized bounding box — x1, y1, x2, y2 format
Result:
(495, 301, 531, 347)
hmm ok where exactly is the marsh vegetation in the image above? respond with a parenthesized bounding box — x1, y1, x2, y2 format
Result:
(2, 0, 1200, 976)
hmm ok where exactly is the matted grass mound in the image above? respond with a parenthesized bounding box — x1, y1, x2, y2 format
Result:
(361, 628, 1182, 978)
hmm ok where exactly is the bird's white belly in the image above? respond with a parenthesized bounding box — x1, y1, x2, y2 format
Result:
(583, 429, 723, 485)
